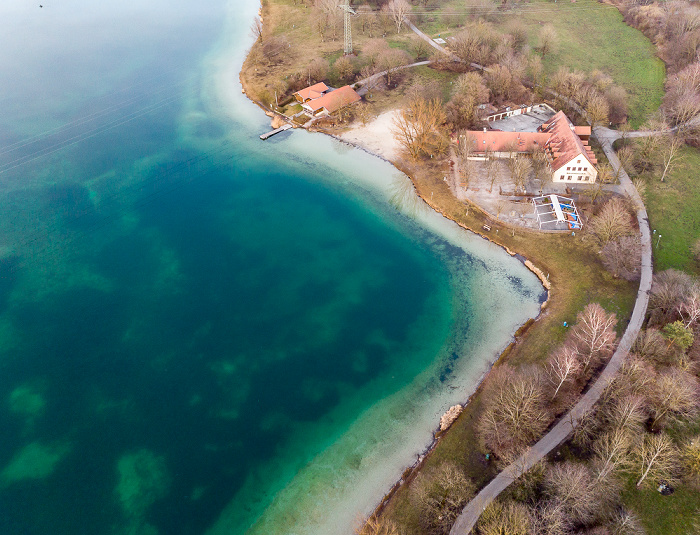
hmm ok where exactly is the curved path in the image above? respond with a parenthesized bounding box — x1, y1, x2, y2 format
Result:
(449, 129, 653, 534)
(354, 60, 432, 96)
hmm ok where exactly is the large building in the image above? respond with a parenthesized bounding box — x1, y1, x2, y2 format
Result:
(461, 110, 598, 183)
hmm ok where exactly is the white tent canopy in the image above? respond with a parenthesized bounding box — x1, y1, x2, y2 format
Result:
(532, 195, 582, 231)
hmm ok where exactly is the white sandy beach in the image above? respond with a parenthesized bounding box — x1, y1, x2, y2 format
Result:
(339, 110, 401, 161)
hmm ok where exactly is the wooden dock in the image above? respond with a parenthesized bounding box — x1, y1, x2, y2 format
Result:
(259, 123, 292, 140)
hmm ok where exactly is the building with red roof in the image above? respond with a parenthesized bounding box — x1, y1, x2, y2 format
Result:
(462, 111, 598, 184)
(301, 85, 361, 116)
(293, 82, 330, 103)
(538, 111, 597, 183)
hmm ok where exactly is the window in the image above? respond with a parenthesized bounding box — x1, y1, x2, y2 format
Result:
(567, 175, 572, 180)
(578, 175, 583, 181)
(583, 167, 587, 171)
(577, 160, 581, 163)
(566, 167, 570, 171)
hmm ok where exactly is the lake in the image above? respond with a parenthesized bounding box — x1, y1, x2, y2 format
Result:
(0, 1, 544, 534)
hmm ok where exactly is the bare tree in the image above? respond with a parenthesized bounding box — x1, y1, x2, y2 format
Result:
(359, 65, 379, 94)
(446, 73, 489, 129)
(649, 269, 694, 320)
(678, 283, 700, 328)
(608, 509, 645, 535)
(485, 64, 514, 104)
(606, 85, 629, 125)
(361, 38, 390, 68)
(658, 133, 684, 182)
(539, 24, 557, 58)
(495, 199, 508, 220)
(250, 15, 263, 43)
(306, 57, 329, 86)
(477, 500, 531, 535)
(571, 303, 618, 371)
(532, 147, 551, 194)
(334, 55, 355, 83)
(613, 355, 657, 400)
(547, 345, 582, 400)
(663, 61, 700, 126)
(411, 462, 475, 535)
(543, 462, 605, 526)
(648, 368, 699, 429)
(508, 155, 532, 193)
(601, 235, 642, 281)
(383, 0, 411, 34)
(356, 103, 374, 125)
(478, 366, 552, 457)
(486, 153, 499, 193)
(592, 428, 634, 483)
(377, 48, 411, 86)
(586, 92, 610, 128)
(588, 197, 635, 246)
(392, 98, 448, 160)
(633, 328, 668, 363)
(633, 433, 678, 488)
(603, 395, 647, 436)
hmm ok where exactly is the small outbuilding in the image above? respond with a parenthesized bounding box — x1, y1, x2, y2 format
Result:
(293, 82, 330, 104)
(532, 194, 583, 231)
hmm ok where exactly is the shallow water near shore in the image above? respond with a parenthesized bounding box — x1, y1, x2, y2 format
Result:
(0, 1, 544, 534)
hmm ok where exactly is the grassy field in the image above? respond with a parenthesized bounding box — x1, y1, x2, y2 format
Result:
(644, 146, 700, 276)
(621, 476, 700, 534)
(413, 0, 665, 128)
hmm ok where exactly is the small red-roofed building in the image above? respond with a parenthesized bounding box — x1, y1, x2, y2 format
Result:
(301, 85, 361, 116)
(293, 82, 330, 103)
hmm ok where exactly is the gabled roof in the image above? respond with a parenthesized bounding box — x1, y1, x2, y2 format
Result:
(305, 85, 361, 114)
(539, 111, 597, 171)
(462, 131, 550, 153)
(294, 82, 330, 102)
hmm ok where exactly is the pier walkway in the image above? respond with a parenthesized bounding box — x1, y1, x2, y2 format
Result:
(260, 123, 292, 140)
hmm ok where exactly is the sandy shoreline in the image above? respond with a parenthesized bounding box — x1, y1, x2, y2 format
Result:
(337, 110, 401, 161)
(224, 18, 549, 530)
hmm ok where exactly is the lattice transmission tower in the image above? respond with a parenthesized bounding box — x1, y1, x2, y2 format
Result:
(338, 0, 356, 55)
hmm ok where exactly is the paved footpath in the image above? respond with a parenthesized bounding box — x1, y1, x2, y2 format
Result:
(449, 128, 654, 534)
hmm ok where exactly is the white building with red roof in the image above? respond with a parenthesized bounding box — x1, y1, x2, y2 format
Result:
(462, 110, 598, 183)
(300, 85, 361, 116)
(539, 111, 598, 184)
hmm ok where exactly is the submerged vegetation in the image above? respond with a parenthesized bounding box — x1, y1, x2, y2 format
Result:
(246, 0, 700, 531)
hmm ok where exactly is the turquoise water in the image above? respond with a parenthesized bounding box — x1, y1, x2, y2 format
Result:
(0, 1, 544, 534)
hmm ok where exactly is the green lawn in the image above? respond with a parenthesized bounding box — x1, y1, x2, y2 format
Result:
(494, 0, 664, 127)
(644, 146, 700, 276)
(621, 476, 699, 534)
(411, 0, 665, 127)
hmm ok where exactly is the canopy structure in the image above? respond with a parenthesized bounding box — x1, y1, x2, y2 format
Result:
(532, 195, 582, 231)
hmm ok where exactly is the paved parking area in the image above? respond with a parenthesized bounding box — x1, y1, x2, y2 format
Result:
(488, 104, 557, 132)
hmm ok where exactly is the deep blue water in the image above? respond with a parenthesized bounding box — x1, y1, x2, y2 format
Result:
(0, 2, 543, 534)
